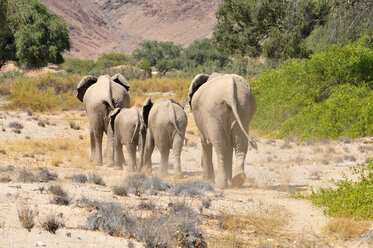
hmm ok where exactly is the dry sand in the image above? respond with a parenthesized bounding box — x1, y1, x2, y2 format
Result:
(0, 108, 372, 247)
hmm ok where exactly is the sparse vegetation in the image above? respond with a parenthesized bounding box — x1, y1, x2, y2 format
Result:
(17, 169, 36, 183)
(309, 158, 373, 220)
(123, 174, 169, 195)
(70, 174, 87, 183)
(88, 173, 105, 186)
(41, 213, 63, 234)
(85, 201, 135, 237)
(17, 202, 38, 231)
(49, 184, 70, 206)
(168, 181, 215, 197)
(322, 218, 371, 241)
(112, 186, 128, 197)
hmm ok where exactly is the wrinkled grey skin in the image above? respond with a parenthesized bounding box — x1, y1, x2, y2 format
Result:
(140, 98, 188, 177)
(189, 72, 257, 189)
(110, 106, 144, 172)
(77, 74, 130, 166)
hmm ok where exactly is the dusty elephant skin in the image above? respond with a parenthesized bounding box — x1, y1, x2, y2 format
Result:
(76, 73, 130, 166)
(140, 98, 188, 177)
(189, 73, 257, 189)
(110, 106, 144, 172)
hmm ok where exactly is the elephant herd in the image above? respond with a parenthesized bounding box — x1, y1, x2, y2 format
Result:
(76, 72, 257, 189)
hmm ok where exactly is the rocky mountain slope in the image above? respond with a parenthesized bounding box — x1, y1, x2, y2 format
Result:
(41, 0, 220, 59)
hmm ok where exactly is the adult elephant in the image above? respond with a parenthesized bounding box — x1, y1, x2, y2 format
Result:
(77, 73, 130, 166)
(188, 73, 257, 189)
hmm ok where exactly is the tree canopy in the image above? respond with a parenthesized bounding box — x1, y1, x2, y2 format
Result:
(212, 0, 372, 60)
(0, 0, 70, 68)
(132, 40, 182, 75)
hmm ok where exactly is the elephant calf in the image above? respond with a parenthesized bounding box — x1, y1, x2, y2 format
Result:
(140, 98, 188, 177)
(109, 107, 143, 172)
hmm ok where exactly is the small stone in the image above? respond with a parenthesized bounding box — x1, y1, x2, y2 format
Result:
(36, 241, 46, 247)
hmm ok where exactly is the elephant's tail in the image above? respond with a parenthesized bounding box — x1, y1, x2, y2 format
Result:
(130, 111, 141, 144)
(168, 100, 184, 137)
(228, 79, 258, 150)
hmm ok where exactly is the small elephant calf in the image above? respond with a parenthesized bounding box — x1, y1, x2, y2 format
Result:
(110, 106, 144, 171)
(140, 98, 188, 177)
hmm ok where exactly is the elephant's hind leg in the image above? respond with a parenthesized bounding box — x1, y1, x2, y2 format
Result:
(215, 146, 233, 189)
(114, 139, 125, 170)
(172, 134, 184, 178)
(93, 129, 103, 165)
(159, 148, 170, 176)
(89, 129, 95, 162)
(201, 140, 214, 183)
(126, 144, 137, 172)
(143, 131, 155, 173)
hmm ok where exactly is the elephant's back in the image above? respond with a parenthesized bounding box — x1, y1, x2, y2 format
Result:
(115, 109, 139, 141)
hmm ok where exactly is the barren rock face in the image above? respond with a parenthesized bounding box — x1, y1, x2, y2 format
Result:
(41, 0, 220, 59)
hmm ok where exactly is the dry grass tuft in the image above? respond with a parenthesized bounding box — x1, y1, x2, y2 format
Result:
(322, 218, 371, 241)
(17, 201, 38, 232)
(41, 213, 63, 234)
(207, 203, 289, 247)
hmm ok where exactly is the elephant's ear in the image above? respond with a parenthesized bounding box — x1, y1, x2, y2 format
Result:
(188, 74, 209, 110)
(142, 97, 153, 128)
(111, 73, 130, 92)
(76, 75, 98, 102)
(168, 98, 183, 109)
(109, 108, 121, 132)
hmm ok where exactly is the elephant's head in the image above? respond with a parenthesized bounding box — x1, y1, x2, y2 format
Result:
(76, 75, 98, 102)
(111, 73, 130, 92)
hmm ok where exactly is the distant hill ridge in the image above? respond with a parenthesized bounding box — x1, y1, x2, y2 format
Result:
(41, 0, 220, 59)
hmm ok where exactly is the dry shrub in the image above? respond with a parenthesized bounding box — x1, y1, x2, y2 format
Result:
(49, 184, 70, 206)
(17, 202, 38, 231)
(322, 218, 371, 241)
(5, 138, 89, 169)
(41, 213, 63, 234)
(207, 203, 289, 247)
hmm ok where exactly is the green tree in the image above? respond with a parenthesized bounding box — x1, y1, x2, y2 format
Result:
(305, 0, 373, 52)
(95, 52, 134, 70)
(0, 0, 15, 68)
(183, 38, 229, 68)
(132, 40, 182, 75)
(1, 0, 70, 68)
(212, 0, 330, 59)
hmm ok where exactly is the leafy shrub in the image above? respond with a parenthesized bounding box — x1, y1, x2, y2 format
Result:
(251, 41, 373, 140)
(309, 158, 373, 220)
(59, 56, 95, 74)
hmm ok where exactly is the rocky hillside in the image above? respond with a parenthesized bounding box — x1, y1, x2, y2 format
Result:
(41, 0, 220, 59)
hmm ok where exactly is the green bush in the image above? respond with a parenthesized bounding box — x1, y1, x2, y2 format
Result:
(59, 57, 95, 74)
(251, 41, 373, 139)
(309, 158, 373, 220)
